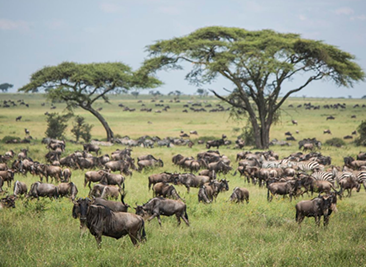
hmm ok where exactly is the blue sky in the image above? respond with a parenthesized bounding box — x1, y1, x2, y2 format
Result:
(0, 0, 365, 97)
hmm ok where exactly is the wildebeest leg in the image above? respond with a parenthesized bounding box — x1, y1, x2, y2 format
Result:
(95, 235, 102, 249)
(181, 213, 190, 226)
(148, 213, 162, 226)
(315, 216, 320, 227)
(176, 214, 181, 226)
(129, 232, 139, 246)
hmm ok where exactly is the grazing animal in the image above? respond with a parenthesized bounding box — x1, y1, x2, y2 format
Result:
(295, 193, 337, 226)
(84, 170, 108, 189)
(152, 182, 183, 200)
(339, 177, 360, 197)
(148, 172, 177, 190)
(137, 158, 164, 171)
(15, 116, 22, 121)
(199, 179, 229, 202)
(27, 182, 58, 200)
(267, 180, 298, 202)
(174, 173, 210, 193)
(92, 193, 130, 212)
(291, 120, 298, 125)
(0, 170, 15, 188)
(57, 182, 78, 200)
(323, 129, 331, 134)
(83, 144, 100, 155)
(62, 168, 72, 182)
(86, 204, 146, 248)
(198, 185, 212, 203)
(99, 173, 125, 191)
(326, 116, 335, 120)
(72, 197, 92, 236)
(135, 197, 189, 226)
(24, 128, 30, 135)
(13, 180, 27, 197)
(0, 195, 16, 209)
(229, 187, 249, 204)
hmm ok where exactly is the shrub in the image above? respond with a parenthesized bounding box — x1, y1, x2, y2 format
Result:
(71, 116, 93, 142)
(355, 121, 366, 146)
(238, 127, 256, 146)
(2, 136, 21, 143)
(45, 113, 72, 139)
(324, 137, 346, 147)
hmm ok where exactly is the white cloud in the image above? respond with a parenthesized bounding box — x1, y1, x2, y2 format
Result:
(0, 19, 30, 30)
(334, 7, 354, 15)
(350, 14, 366, 21)
(299, 15, 307, 21)
(100, 2, 122, 13)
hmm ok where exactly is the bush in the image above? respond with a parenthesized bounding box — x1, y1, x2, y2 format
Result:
(324, 137, 346, 147)
(2, 136, 21, 143)
(355, 121, 366, 146)
(71, 116, 93, 142)
(238, 127, 256, 146)
(45, 113, 72, 139)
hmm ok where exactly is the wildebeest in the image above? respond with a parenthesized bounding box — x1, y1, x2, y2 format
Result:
(323, 129, 331, 134)
(339, 177, 360, 197)
(38, 165, 63, 183)
(135, 197, 189, 226)
(198, 185, 212, 203)
(206, 137, 225, 149)
(57, 182, 78, 200)
(100, 185, 120, 200)
(13, 180, 27, 197)
(267, 180, 298, 202)
(198, 179, 229, 203)
(27, 182, 58, 200)
(86, 204, 146, 248)
(326, 116, 335, 120)
(72, 197, 92, 235)
(174, 173, 210, 193)
(100, 172, 125, 191)
(0, 169, 15, 188)
(295, 193, 337, 226)
(62, 168, 72, 182)
(83, 143, 100, 155)
(148, 172, 177, 190)
(229, 187, 249, 204)
(0, 195, 16, 209)
(92, 193, 130, 212)
(152, 182, 183, 200)
(84, 170, 109, 189)
(15, 116, 22, 121)
(137, 158, 164, 172)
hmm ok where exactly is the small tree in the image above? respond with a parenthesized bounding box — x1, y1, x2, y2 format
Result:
(71, 116, 93, 142)
(355, 121, 366, 146)
(0, 83, 13, 92)
(45, 113, 72, 139)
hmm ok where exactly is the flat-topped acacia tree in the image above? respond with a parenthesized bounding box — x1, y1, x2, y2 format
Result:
(139, 26, 365, 149)
(19, 62, 161, 141)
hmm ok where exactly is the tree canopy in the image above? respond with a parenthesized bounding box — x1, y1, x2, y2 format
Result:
(0, 83, 13, 92)
(19, 62, 161, 141)
(140, 26, 365, 148)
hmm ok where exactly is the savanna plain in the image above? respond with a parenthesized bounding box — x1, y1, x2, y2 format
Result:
(0, 93, 366, 267)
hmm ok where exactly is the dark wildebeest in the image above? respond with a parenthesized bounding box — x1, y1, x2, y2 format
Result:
(295, 193, 337, 226)
(38, 165, 63, 183)
(267, 180, 298, 202)
(13, 180, 27, 197)
(57, 182, 78, 200)
(27, 182, 58, 200)
(0, 170, 15, 188)
(99, 172, 125, 191)
(62, 168, 72, 182)
(229, 187, 249, 204)
(84, 170, 109, 189)
(83, 143, 100, 155)
(137, 158, 164, 172)
(15, 116, 22, 122)
(174, 173, 211, 193)
(198, 185, 212, 203)
(339, 177, 360, 197)
(135, 197, 189, 227)
(148, 172, 177, 190)
(0, 195, 16, 209)
(92, 193, 130, 212)
(199, 179, 229, 202)
(100, 185, 120, 200)
(86, 205, 146, 248)
(152, 182, 183, 200)
(72, 197, 92, 236)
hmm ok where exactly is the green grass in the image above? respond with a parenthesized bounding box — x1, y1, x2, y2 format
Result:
(0, 93, 366, 266)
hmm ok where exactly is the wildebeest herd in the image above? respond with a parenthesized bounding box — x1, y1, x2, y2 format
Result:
(1, 138, 366, 248)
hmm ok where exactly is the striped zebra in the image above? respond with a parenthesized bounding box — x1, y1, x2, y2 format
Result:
(356, 171, 366, 190)
(293, 161, 320, 172)
(260, 160, 282, 169)
(311, 170, 337, 185)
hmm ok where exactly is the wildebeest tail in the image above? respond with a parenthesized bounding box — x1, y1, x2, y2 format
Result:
(54, 187, 59, 199)
(184, 210, 189, 221)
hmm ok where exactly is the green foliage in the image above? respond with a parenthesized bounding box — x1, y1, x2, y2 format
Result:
(324, 137, 346, 147)
(71, 116, 93, 142)
(239, 126, 256, 146)
(355, 121, 366, 146)
(45, 112, 72, 139)
(2, 136, 21, 143)
(141, 26, 365, 149)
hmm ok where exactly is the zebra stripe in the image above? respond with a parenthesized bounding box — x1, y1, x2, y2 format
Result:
(311, 171, 335, 184)
(294, 161, 320, 172)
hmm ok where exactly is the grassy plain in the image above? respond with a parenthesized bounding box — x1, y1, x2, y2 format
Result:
(0, 93, 366, 267)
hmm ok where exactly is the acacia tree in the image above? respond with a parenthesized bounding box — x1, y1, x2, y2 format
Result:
(140, 26, 365, 148)
(19, 62, 161, 141)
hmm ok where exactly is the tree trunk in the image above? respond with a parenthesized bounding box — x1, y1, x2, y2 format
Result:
(83, 106, 114, 142)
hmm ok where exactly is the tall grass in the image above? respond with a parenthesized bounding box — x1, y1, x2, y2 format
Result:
(0, 94, 366, 266)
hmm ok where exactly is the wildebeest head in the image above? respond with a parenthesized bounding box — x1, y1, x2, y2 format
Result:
(1, 195, 16, 208)
(72, 198, 91, 221)
(134, 205, 149, 217)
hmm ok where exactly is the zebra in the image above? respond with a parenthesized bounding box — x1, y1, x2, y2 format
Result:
(356, 171, 366, 190)
(311, 170, 337, 186)
(293, 161, 320, 172)
(260, 160, 282, 169)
